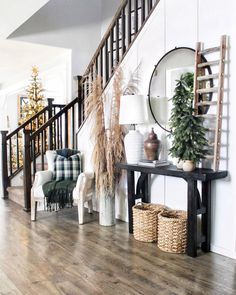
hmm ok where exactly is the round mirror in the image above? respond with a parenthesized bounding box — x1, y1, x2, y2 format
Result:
(148, 47, 213, 132)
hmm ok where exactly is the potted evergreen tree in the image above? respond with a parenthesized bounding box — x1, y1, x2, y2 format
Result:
(168, 72, 208, 171)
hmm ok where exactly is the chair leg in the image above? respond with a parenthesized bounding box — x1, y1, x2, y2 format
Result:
(78, 198, 84, 225)
(88, 199, 93, 214)
(31, 201, 37, 221)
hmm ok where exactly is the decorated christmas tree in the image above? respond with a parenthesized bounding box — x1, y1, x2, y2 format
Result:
(12, 67, 45, 170)
(19, 66, 45, 127)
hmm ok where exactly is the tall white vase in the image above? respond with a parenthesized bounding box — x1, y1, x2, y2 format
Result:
(124, 130, 143, 164)
(99, 193, 115, 226)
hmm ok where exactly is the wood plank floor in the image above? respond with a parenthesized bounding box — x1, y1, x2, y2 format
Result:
(0, 199, 235, 295)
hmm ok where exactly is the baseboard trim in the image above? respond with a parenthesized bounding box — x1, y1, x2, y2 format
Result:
(211, 244, 236, 259)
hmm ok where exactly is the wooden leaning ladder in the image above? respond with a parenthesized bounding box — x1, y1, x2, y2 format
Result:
(193, 35, 227, 171)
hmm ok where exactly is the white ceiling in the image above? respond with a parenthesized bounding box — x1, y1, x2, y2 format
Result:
(0, 0, 49, 39)
(0, 0, 69, 89)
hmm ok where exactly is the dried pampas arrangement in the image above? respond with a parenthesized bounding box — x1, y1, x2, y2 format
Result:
(86, 64, 140, 198)
(86, 75, 125, 198)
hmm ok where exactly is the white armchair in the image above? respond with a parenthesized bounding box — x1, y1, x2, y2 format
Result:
(31, 150, 94, 224)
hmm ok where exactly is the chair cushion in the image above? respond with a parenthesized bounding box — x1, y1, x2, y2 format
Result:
(53, 153, 81, 181)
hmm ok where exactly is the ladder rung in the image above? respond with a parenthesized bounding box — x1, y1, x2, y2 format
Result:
(205, 155, 214, 160)
(206, 127, 216, 132)
(197, 74, 219, 81)
(207, 141, 215, 147)
(196, 101, 218, 106)
(197, 87, 218, 94)
(198, 46, 220, 55)
(198, 60, 219, 68)
(196, 114, 217, 119)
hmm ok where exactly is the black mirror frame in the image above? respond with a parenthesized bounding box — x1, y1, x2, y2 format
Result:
(147, 46, 213, 132)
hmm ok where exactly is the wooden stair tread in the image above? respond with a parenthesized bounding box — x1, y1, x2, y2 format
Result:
(7, 186, 24, 207)
(7, 186, 24, 194)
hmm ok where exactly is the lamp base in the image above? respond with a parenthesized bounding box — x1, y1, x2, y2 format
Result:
(124, 130, 143, 164)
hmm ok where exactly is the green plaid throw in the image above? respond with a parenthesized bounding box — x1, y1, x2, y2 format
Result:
(53, 153, 81, 181)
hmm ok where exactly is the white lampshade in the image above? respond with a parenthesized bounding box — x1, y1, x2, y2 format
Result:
(119, 94, 145, 125)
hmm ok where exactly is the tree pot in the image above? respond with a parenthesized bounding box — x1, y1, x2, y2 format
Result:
(182, 160, 196, 172)
(176, 159, 184, 169)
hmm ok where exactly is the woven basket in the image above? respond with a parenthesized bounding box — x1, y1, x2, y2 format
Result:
(157, 210, 187, 253)
(133, 202, 167, 243)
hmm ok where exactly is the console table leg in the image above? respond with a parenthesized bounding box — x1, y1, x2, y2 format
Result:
(127, 171, 135, 233)
(187, 179, 198, 257)
(142, 173, 149, 203)
(201, 181, 211, 252)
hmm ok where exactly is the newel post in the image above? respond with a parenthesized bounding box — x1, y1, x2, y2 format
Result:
(23, 129, 32, 211)
(47, 98, 54, 150)
(1, 131, 9, 198)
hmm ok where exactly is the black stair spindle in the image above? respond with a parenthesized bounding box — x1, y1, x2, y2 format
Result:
(115, 18, 120, 66)
(121, 7, 126, 55)
(127, 0, 132, 45)
(56, 118, 59, 149)
(134, 0, 139, 33)
(72, 105, 75, 149)
(141, 0, 146, 23)
(110, 27, 114, 74)
(16, 133, 19, 169)
(9, 138, 12, 175)
(105, 39, 109, 83)
(148, 0, 153, 12)
(100, 48, 103, 79)
(40, 132, 44, 170)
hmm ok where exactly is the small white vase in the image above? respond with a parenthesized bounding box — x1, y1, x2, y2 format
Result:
(183, 160, 195, 172)
(99, 193, 116, 226)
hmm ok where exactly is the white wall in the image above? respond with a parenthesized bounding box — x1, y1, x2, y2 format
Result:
(100, 0, 121, 37)
(78, 0, 236, 259)
(0, 52, 72, 132)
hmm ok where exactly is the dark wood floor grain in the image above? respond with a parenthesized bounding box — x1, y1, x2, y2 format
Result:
(0, 199, 235, 295)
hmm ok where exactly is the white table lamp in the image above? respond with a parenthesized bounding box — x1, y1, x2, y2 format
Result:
(119, 94, 145, 164)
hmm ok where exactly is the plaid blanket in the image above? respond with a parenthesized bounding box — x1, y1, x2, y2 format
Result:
(43, 180, 76, 211)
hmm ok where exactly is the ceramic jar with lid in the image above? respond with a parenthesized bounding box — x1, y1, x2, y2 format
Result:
(144, 128, 160, 161)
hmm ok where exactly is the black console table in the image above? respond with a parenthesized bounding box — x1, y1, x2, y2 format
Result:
(117, 163, 227, 257)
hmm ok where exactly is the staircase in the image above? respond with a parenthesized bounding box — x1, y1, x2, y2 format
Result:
(1, 0, 160, 211)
